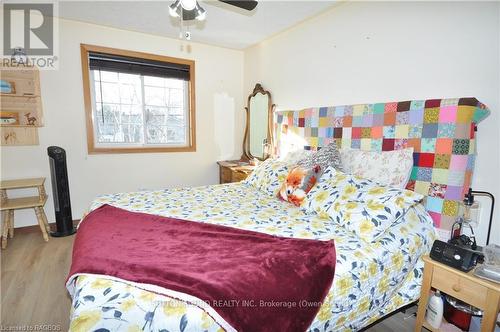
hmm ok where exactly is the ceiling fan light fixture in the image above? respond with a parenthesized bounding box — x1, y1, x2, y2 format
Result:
(194, 3, 206, 21)
(169, 0, 181, 17)
(180, 0, 196, 11)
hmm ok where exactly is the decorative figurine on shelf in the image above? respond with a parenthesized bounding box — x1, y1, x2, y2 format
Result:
(24, 113, 37, 125)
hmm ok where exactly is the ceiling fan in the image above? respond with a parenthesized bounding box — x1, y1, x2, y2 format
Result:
(169, 0, 258, 21)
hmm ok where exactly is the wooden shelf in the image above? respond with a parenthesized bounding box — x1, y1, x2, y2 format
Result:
(422, 320, 442, 332)
(422, 317, 455, 332)
(1, 177, 45, 190)
(0, 176, 50, 248)
(0, 126, 39, 146)
(0, 124, 40, 128)
(0, 94, 39, 98)
(0, 195, 47, 211)
(1, 95, 44, 126)
(1, 64, 43, 145)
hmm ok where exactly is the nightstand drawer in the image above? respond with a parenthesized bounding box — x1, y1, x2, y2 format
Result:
(432, 264, 488, 309)
(231, 170, 249, 182)
(218, 160, 256, 184)
(220, 167, 232, 184)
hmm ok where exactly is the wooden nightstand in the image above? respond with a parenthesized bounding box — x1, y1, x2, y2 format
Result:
(415, 255, 500, 332)
(217, 160, 256, 184)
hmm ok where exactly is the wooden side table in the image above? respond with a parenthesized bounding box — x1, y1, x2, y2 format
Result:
(217, 160, 256, 184)
(415, 255, 500, 332)
(0, 177, 50, 249)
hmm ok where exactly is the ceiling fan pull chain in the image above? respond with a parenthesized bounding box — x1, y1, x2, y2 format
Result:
(179, 9, 183, 39)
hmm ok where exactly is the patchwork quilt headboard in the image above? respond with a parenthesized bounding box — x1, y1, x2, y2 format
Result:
(274, 97, 490, 232)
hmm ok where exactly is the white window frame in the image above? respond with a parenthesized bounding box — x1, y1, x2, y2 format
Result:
(89, 71, 190, 148)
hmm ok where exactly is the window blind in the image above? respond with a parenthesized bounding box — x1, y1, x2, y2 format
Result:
(88, 52, 190, 81)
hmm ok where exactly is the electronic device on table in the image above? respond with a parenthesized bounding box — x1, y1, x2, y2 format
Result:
(431, 189, 499, 331)
(430, 240, 483, 272)
(430, 189, 485, 272)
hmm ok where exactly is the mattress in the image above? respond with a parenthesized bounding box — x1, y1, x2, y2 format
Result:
(68, 182, 436, 332)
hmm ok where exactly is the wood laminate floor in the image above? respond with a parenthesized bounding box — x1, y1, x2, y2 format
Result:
(1, 229, 416, 331)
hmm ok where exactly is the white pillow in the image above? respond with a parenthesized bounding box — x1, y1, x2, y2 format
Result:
(278, 149, 313, 166)
(340, 147, 414, 188)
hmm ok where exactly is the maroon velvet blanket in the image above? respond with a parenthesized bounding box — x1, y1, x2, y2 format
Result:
(68, 204, 336, 332)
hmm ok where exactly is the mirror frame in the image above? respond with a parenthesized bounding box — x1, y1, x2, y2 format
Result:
(242, 83, 275, 161)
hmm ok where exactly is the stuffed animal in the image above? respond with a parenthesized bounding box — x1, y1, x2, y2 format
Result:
(278, 165, 321, 206)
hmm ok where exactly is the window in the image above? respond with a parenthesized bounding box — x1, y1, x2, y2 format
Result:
(81, 44, 195, 153)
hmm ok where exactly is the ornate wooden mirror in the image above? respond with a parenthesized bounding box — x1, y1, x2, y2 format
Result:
(242, 83, 275, 161)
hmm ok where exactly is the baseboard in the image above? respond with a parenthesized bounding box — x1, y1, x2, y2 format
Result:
(15, 220, 80, 233)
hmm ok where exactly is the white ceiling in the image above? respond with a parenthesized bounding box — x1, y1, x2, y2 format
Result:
(59, 1, 336, 49)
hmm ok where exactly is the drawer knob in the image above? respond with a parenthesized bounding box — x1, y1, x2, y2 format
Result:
(452, 284, 461, 292)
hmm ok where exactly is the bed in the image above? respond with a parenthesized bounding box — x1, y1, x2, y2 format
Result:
(68, 183, 434, 331)
(67, 97, 490, 332)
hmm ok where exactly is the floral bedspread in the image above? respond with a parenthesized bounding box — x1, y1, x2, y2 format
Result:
(68, 183, 436, 332)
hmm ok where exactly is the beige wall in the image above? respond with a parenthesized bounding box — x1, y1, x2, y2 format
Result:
(244, 1, 500, 245)
(1, 18, 245, 227)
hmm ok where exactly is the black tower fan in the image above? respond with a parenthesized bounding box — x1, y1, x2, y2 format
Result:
(47, 146, 76, 237)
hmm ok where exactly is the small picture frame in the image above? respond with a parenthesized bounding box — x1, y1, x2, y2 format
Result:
(0, 111, 20, 125)
(0, 80, 16, 94)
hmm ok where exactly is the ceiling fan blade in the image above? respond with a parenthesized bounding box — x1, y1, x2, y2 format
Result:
(218, 0, 258, 11)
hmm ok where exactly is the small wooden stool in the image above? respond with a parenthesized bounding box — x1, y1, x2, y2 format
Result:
(0, 177, 50, 249)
